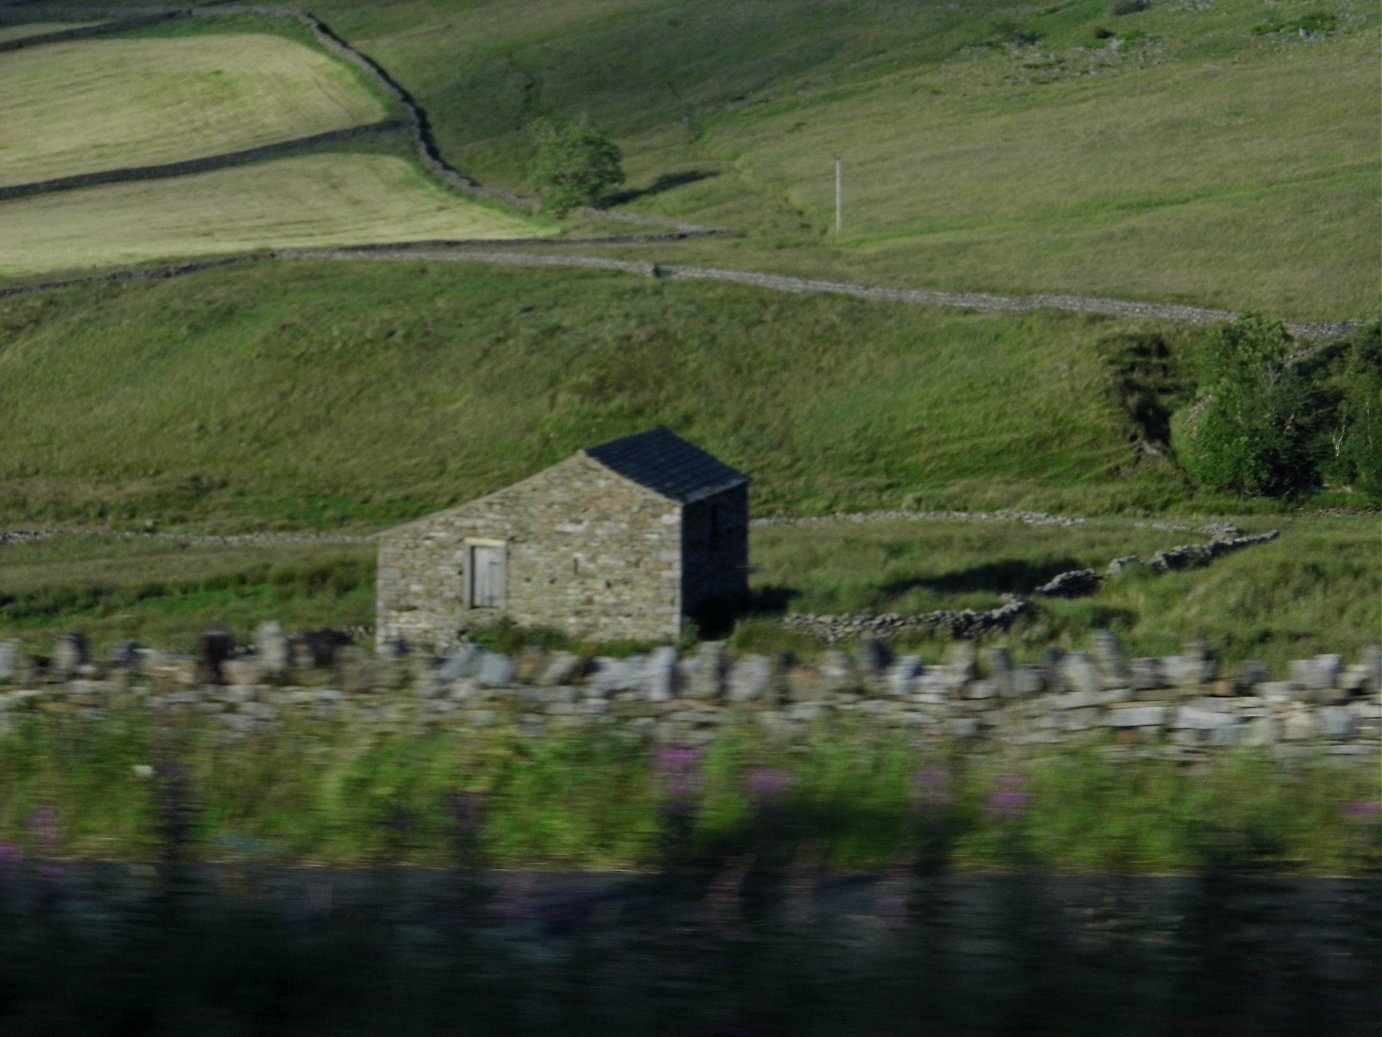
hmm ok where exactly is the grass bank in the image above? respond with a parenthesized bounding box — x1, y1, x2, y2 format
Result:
(0, 260, 1229, 528)
(3, 513, 1375, 676)
(305, 0, 1380, 317)
(1, 712, 1377, 875)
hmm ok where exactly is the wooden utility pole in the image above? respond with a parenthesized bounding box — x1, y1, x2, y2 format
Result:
(835, 159, 843, 234)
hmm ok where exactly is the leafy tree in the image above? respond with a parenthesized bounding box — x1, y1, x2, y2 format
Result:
(1329, 322, 1382, 500)
(1175, 316, 1325, 495)
(529, 117, 625, 217)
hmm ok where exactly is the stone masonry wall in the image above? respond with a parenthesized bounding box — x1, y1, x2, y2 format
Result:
(3, 632, 1377, 766)
(378, 456, 684, 647)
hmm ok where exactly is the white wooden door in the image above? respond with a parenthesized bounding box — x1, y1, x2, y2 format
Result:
(470, 545, 505, 608)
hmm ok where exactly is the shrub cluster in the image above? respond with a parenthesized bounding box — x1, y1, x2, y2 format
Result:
(1174, 317, 1381, 500)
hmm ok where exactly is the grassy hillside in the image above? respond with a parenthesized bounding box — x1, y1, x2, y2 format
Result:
(3, 512, 1376, 672)
(304, 0, 1379, 317)
(0, 259, 1209, 529)
(0, 2, 1374, 662)
(1, 1, 1375, 314)
(0, 33, 388, 185)
(0, 154, 551, 277)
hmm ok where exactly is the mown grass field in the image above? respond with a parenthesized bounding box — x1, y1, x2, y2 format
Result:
(0, 155, 552, 277)
(2, 1, 1375, 313)
(0, 33, 389, 185)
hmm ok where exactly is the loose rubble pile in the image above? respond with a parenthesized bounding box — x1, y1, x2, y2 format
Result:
(789, 527, 1283, 632)
(1, 627, 1377, 762)
(783, 597, 1029, 641)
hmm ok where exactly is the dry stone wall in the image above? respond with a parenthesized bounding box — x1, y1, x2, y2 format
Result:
(0, 121, 403, 199)
(3, 631, 1377, 764)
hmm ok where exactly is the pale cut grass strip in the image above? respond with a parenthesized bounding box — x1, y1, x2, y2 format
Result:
(0, 33, 387, 185)
(0, 153, 551, 275)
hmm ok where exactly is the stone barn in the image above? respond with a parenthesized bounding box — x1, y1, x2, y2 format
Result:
(375, 427, 749, 648)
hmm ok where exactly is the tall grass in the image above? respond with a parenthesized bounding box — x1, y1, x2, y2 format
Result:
(0, 535, 376, 654)
(739, 513, 1381, 671)
(0, 713, 1375, 875)
(0, 261, 1218, 529)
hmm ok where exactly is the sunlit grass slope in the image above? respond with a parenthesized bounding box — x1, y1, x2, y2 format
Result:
(312, 0, 1380, 317)
(2, 514, 1376, 674)
(0, 260, 1198, 529)
(0, 534, 375, 655)
(0, 154, 550, 276)
(0, 33, 388, 185)
(743, 514, 1381, 671)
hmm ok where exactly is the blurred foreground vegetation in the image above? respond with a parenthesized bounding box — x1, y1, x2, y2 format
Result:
(1, 708, 1377, 876)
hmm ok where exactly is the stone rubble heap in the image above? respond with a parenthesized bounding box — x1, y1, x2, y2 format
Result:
(789, 528, 1284, 634)
(0, 628, 1377, 762)
(783, 598, 1030, 642)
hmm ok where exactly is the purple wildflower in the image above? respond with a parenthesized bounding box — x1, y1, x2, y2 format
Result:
(653, 746, 705, 803)
(988, 775, 1034, 821)
(743, 768, 794, 803)
(1342, 800, 1382, 821)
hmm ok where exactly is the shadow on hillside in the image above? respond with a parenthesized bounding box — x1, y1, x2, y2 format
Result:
(605, 169, 718, 206)
(693, 584, 799, 638)
(882, 558, 1084, 599)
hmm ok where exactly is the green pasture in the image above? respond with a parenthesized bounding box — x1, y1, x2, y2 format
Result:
(3, 512, 1375, 674)
(740, 513, 1382, 672)
(0, 1, 1375, 313)
(0, 534, 375, 655)
(0, 260, 1213, 529)
(0, 154, 551, 277)
(0, 33, 389, 185)
(304, 0, 1379, 317)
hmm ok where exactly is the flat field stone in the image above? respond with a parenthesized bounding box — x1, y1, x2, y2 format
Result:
(1106, 706, 1167, 728)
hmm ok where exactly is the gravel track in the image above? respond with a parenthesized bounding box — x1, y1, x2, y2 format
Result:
(0, 244, 1360, 339)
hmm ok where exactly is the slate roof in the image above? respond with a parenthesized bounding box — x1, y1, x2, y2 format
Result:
(582, 427, 748, 505)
